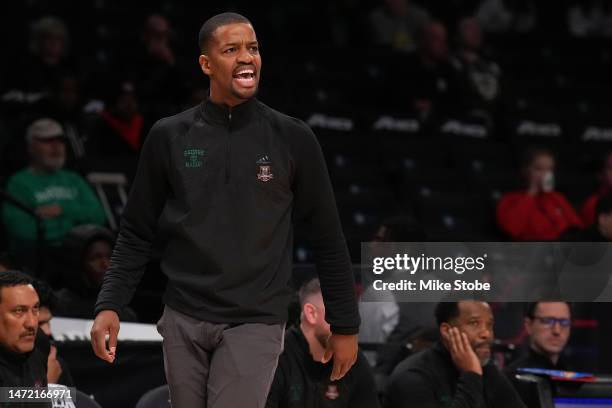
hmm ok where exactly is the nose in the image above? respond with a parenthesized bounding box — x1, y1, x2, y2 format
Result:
(25, 311, 38, 330)
(480, 327, 493, 341)
(237, 46, 254, 64)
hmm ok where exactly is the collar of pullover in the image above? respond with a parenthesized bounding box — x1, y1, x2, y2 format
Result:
(202, 97, 258, 128)
(0, 343, 30, 367)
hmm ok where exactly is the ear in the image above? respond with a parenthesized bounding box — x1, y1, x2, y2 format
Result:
(439, 323, 451, 339)
(302, 303, 318, 325)
(199, 54, 212, 76)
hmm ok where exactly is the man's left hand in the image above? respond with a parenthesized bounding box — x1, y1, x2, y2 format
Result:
(323, 333, 358, 381)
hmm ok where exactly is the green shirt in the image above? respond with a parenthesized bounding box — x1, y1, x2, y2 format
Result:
(2, 168, 106, 248)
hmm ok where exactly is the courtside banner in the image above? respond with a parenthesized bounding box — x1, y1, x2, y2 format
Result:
(360, 242, 612, 302)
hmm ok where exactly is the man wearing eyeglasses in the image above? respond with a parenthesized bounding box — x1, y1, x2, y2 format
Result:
(504, 302, 572, 407)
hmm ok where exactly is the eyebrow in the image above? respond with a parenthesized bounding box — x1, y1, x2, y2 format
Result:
(221, 41, 259, 47)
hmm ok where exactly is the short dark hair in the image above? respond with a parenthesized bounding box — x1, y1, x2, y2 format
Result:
(298, 278, 322, 307)
(525, 301, 572, 318)
(198, 12, 251, 54)
(520, 146, 555, 169)
(0, 270, 34, 303)
(434, 302, 460, 326)
(596, 193, 612, 216)
(32, 280, 56, 311)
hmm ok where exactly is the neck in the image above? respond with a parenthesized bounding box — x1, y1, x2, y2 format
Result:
(208, 88, 249, 111)
(531, 343, 559, 365)
(29, 164, 54, 175)
(300, 323, 327, 363)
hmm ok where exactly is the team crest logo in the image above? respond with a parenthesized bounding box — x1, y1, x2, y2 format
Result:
(324, 384, 339, 400)
(256, 155, 274, 182)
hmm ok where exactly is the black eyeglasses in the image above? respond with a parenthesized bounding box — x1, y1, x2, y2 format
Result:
(532, 316, 571, 328)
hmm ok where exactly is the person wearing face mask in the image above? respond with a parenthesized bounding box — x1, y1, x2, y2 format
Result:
(496, 147, 582, 241)
(385, 301, 525, 408)
(1, 118, 106, 250)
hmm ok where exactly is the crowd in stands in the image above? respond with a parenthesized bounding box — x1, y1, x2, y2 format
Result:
(1, 0, 612, 406)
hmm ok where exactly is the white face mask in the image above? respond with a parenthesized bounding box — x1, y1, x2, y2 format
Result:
(542, 171, 555, 192)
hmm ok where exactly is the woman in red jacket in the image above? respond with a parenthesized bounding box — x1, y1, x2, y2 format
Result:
(497, 147, 582, 240)
(581, 151, 612, 226)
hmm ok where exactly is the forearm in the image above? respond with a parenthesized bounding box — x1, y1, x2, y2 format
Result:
(95, 221, 152, 315)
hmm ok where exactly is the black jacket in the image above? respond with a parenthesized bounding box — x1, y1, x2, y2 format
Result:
(0, 333, 49, 408)
(386, 342, 526, 408)
(95, 98, 360, 334)
(504, 348, 570, 408)
(266, 327, 380, 408)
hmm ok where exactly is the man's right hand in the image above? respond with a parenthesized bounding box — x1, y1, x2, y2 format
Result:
(90, 310, 120, 363)
(444, 327, 482, 375)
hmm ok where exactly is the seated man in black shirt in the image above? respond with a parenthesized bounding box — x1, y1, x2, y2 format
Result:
(266, 278, 380, 408)
(505, 302, 572, 407)
(386, 300, 525, 408)
(0, 270, 48, 388)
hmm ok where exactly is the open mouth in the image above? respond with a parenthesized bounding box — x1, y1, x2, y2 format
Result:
(233, 67, 257, 87)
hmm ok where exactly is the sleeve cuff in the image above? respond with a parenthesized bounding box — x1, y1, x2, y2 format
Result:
(330, 325, 359, 335)
(94, 302, 122, 318)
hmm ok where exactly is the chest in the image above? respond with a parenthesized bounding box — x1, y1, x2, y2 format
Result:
(168, 123, 294, 195)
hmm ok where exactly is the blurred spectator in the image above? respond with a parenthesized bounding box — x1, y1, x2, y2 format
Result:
(127, 14, 186, 120)
(576, 193, 612, 241)
(32, 279, 74, 387)
(451, 18, 502, 121)
(386, 301, 525, 407)
(505, 302, 572, 407)
(266, 278, 380, 408)
(3, 16, 74, 109)
(0, 270, 48, 388)
(85, 80, 144, 165)
(567, 0, 612, 38)
(404, 21, 457, 120)
(54, 224, 137, 321)
(581, 151, 612, 226)
(2, 118, 106, 250)
(360, 216, 430, 344)
(497, 147, 582, 240)
(368, 0, 430, 52)
(476, 0, 537, 34)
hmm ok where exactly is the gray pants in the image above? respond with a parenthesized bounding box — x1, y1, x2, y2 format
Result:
(156, 305, 285, 408)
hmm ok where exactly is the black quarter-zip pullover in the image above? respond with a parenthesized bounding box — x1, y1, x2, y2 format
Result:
(95, 97, 360, 334)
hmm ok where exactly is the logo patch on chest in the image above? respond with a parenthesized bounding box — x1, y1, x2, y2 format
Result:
(324, 384, 340, 400)
(256, 155, 274, 182)
(184, 148, 206, 168)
